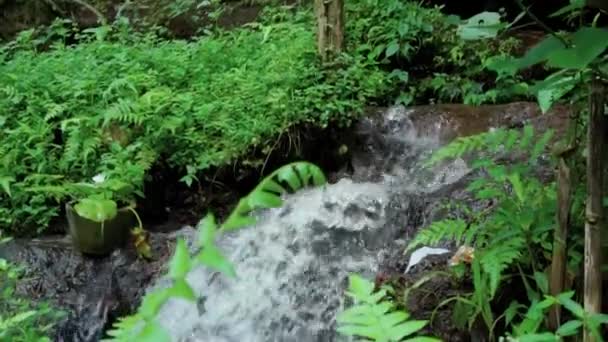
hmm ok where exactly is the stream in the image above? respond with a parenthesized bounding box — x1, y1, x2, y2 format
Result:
(1, 103, 566, 341)
(148, 105, 473, 341)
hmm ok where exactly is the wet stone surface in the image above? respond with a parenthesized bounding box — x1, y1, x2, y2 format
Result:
(0, 226, 197, 341)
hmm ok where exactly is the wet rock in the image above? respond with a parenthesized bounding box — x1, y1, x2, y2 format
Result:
(0, 226, 197, 341)
(351, 102, 568, 180)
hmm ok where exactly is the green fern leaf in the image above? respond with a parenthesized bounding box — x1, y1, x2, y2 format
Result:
(337, 274, 438, 342)
(405, 219, 467, 253)
(222, 161, 326, 231)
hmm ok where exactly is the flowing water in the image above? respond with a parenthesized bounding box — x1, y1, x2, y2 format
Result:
(150, 106, 472, 342)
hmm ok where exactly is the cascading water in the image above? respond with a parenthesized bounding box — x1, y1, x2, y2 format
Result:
(150, 106, 471, 342)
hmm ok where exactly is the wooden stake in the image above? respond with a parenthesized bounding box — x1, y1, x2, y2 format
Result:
(314, 0, 344, 62)
(584, 78, 605, 342)
(549, 115, 575, 330)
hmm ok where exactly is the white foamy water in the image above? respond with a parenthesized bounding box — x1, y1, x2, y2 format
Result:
(148, 106, 472, 342)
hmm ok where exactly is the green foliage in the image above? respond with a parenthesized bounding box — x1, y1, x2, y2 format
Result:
(410, 126, 562, 333)
(423, 125, 553, 168)
(0, 235, 64, 341)
(481, 9, 608, 113)
(501, 291, 608, 341)
(345, 1, 523, 106)
(104, 161, 326, 341)
(336, 274, 440, 342)
(0, 8, 387, 235)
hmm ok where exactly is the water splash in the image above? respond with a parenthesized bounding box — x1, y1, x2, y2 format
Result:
(150, 106, 471, 342)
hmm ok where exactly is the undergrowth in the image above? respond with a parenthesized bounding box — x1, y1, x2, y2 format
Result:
(0, 7, 387, 235)
(0, 1, 526, 236)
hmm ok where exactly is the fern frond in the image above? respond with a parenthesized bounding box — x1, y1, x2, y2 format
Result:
(478, 237, 525, 296)
(81, 135, 102, 164)
(103, 99, 144, 126)
(336, 274, 440, 342)
(43, 103, 66, 122)
(425, 124, 552, 167)
(135, 147, 158, 172)
(0, 85, 21, 104)
(405, 219, 467, 254)
(221, 161, 326, 230)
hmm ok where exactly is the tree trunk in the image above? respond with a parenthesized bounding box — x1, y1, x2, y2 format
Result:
(314, 0, 344, 62)
(549, 112, 577, 330)
(584, 78, 606, 342)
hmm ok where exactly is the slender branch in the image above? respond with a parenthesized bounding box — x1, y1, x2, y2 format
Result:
(70, 0, 107, 25)
(514, 0, 570, 48)
(115, 0, 132, 20)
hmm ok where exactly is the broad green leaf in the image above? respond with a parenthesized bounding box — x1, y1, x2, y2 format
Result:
(589, 313, 608, 325)
(381, 311, 409, 328)
(197, 245, 236, 278)
(516, 35, 565, 70)
(547, 27, 608, 69)
(247, 190, 283, 209)
(4, 310, 37, 326)
(457, 12, 504, 40)
(74, 198, 117, 222)
(405, 338, 442, 342)
(139, 289, 170, 319)
(398, 23, 409, 37)
(518, 333, 560, 342)
(137, 321, 171, 342)
(550, 0, 584, 17)
(336, 325, 381, 339)
(505, 301, 523, 325)
(0, 176, 14, 197)
(556, 320, 583, 336)
(533, 272, 549, 295)
(533, 71, 578, 113)
(197, 213, 217, 247)
(167, 278, 196, 301)
(260, 179, 286, 195)
(221, 214, 256, 231)
(388, 320, 428, 340)
(556, 292, 584, 317)
(277, 166, 302, 191)
(347, 274, 374, 298)
(169, 238, 191, 280)
(386, 41, 400, 57)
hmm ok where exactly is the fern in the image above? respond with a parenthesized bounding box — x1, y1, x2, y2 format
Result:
(104, 161, 327, 341)
(222, 161, 326, 230)
(424, 125, 554, 167)
(336, 274, 440, 342)
(410, 130, 558, 333)
(103, 99, 144, 126)
(478, 239, 524, 296)
(405, 219, 467, 254)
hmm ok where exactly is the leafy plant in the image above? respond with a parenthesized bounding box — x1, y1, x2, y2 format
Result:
(336, 273, 440, 342)
(0, 6, 387, 235)
(345, 0, 524, 105)
(500, 291, 608, 341)
(408, 125, 566, 337)
(104, 161, 326, 341)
